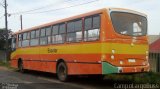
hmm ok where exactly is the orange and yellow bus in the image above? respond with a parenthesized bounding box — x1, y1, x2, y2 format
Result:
(10, 8, 149, 81)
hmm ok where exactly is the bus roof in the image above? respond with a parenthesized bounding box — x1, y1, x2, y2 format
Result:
(14, 7, 147, 34)
(14, 8, 106, 34)
(109, 8, 147, 17)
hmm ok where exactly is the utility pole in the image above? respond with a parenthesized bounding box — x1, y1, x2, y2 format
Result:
(4, 0, 9, 62)
(4, 0, 8, 33)
(20, 15, 23, 30)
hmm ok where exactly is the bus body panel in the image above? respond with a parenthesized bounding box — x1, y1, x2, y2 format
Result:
(101, 8, 149, 74)
(10, 8, 149, 76)
(11, 43, 104, 74)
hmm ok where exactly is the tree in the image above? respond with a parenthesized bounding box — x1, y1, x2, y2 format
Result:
(0, 28, 12, 50)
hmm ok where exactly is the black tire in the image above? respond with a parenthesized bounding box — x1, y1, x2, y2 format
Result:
(18, 60, 24, 73)
(57, 62, 68, 82)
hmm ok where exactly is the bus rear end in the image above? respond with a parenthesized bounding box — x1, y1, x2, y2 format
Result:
(102, 8, 149, 74)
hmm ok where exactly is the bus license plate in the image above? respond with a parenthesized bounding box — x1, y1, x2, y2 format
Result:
(128, 59, 136, 63)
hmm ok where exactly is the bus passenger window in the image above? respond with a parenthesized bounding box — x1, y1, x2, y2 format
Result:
(93, 15, 100, 29)
(40, 28, 47, 45)
(59, 23, 66, 34)
(85, 17, 92, 30)
(84, 15, 100, 41)
(57, 34, 65, 43)
(41, 28, 46, 37)
(58, 23, 66, 43)
(36, 30, 40, 38)
(52, 25, 59, 44)
(31, 31, 35, 39)
(67, 19, 82, 42)
(67, 33, 76, 42)
(67, 21, 75, 42)
(22, 32, 29, 47)
(46, 26, 52, 44)
(67, 21, 74, 32)
(52, 24, 65, 44)
(11, 35, 16, 51)
(85, 29, 99, 41)
(27, 32, 30, 40)
(75, 19, 82, 31)
(30, 30, 39, 46)
(76, 32, 82, 41)
(46, 27, 52, 36)
(74, 19, 82, 42)
(23, 33, 27, 40)
(18, 34, 22, 47)
(52, 25, 59, 35)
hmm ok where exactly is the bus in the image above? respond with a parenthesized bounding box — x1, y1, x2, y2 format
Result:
(10, 8, 149, 81)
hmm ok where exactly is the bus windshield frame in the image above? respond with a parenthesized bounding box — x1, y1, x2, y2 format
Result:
(110, 11, 147, 37)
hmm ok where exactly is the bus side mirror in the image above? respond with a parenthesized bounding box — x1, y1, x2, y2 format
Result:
(11, 37, 16, 51)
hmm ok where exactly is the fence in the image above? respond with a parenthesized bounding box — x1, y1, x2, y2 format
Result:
(149, 53, 160, 72)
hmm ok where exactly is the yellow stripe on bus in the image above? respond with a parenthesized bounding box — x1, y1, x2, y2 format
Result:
(102, 43, 148, 54)
(11, 43, 148, 59)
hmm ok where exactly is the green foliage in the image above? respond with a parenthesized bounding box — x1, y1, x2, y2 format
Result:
(0, 28, 12, 50)
(105, 72, 160, 85)
(0, 61, 10, 67)
(0, 28, 7, 50)
(0, 39, 6, 50)
(0, 61, 15, 70)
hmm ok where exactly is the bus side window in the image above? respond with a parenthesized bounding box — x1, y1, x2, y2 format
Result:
(46, 26, 52, 44)
(40, 28, 47, 45)
(67, 21, 75, 42)
(67, 19, 82, 42)
(52, 25, 59, 44)
(30, 30, 39, 46)
(58, 23, 66, 44)
(11, 35, 16, 51)
(36, 30, 40, 38)
(75, 19, 82, 42)
(93, 15, 100, 29)
(22, 32, 30, 47)
(84, 14, 100, 41)
(18, 34, 22, 47)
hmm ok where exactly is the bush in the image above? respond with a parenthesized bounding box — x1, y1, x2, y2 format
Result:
(0, 61, 11, 68)
(105, 72, 160, 84)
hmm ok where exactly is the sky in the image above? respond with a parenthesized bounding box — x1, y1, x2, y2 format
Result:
(0, 0, 159, 35)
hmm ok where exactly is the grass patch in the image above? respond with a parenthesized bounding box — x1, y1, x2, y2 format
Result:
(0, 61, 16, 70)
(0, 61, 10, 67)
(105, 72, 160, 85)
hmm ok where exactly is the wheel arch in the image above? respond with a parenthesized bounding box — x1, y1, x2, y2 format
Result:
(18, 58, 22, 67)
(56, 59, 66, 68)
(17, 58, 22, 67)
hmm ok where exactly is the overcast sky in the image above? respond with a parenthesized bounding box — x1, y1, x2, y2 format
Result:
(0, 0, 159, 35)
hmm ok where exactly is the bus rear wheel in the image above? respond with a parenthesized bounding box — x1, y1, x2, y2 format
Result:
(57, 62, 68, 82)
(18, 60, 24, 73)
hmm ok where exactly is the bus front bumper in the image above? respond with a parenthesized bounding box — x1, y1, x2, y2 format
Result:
(102, 62, 150, 74)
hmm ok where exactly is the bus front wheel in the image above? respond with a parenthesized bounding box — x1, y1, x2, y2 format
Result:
(57, 62, 68, 82)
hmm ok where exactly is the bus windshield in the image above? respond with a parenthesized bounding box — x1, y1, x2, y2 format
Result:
(110, 12, 147, 36)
